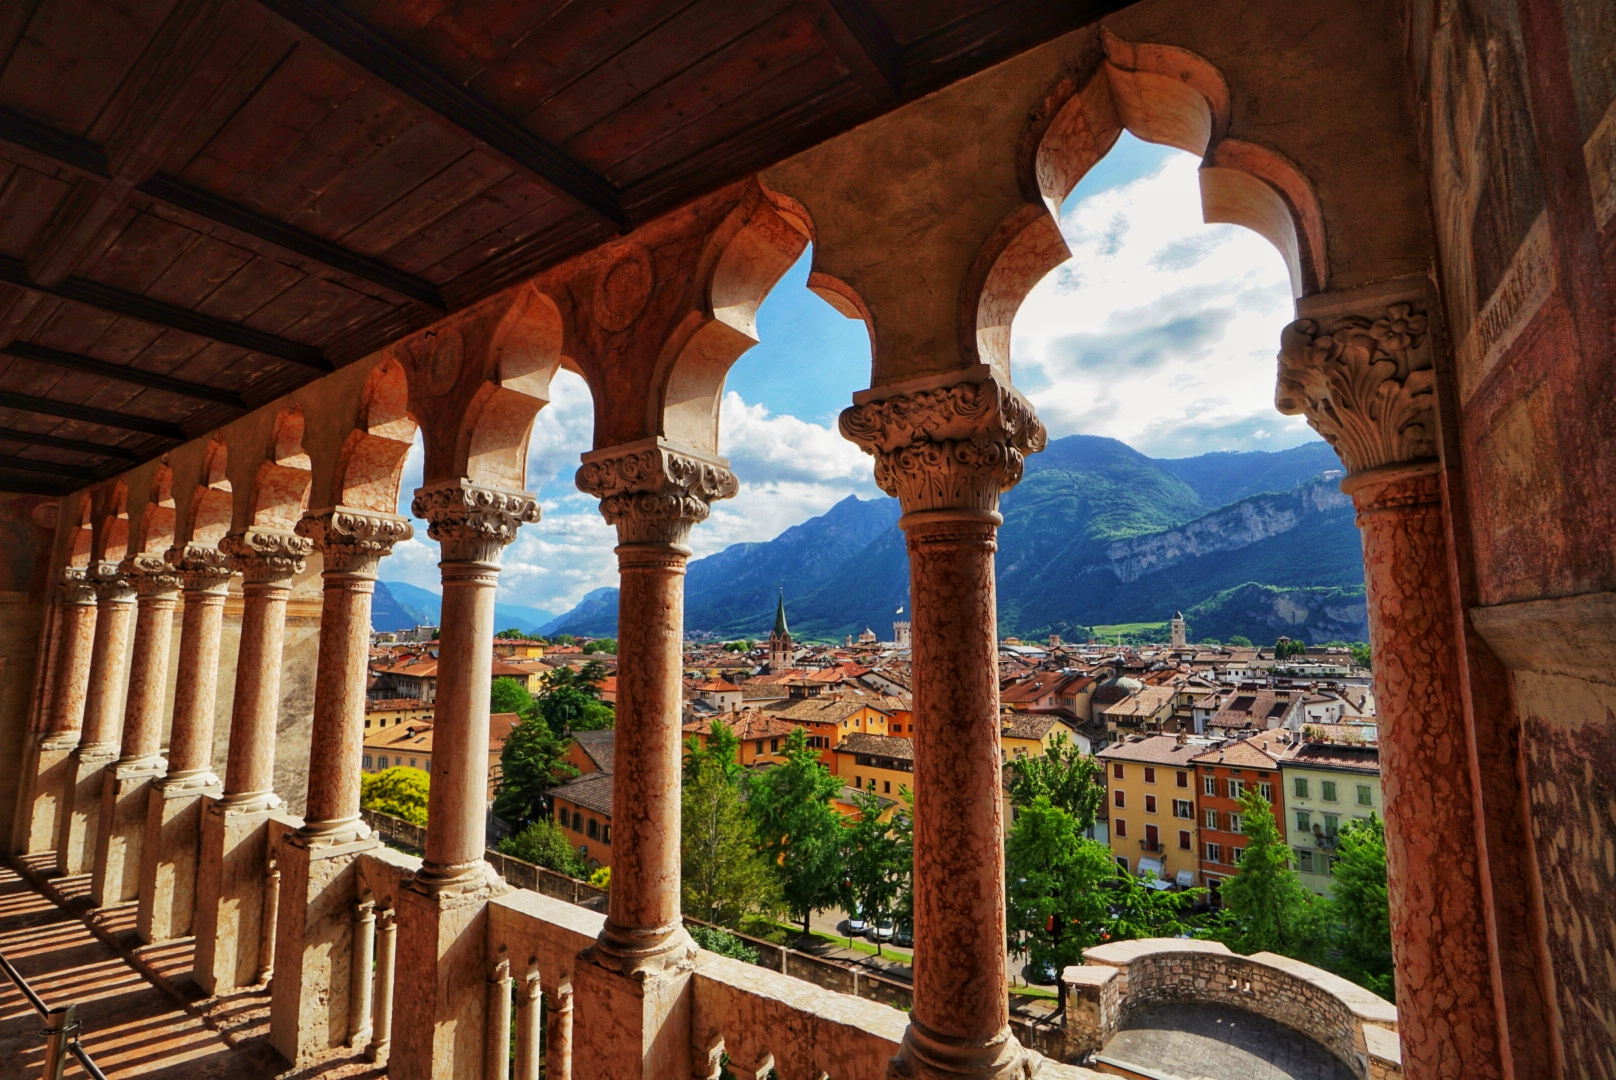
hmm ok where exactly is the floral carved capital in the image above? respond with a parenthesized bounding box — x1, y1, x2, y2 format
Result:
(297, 508, 414, 577)
(1275, 302, 1437, 475)
(89, 560, 136, 602)
(838, 367, 1046, 516)
(412, 481, 540, 565)
(219, 528, 312, 586)
(166, 543, 235, 591)
(120, 551, 182, 596)
(58, 565, 96, 605)
(575, 439, 738, 546)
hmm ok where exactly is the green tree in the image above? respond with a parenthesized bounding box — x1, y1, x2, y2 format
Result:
(1348, 641, 1372, 670)
(684, 717, 742, 783)
(582, 638, 617, 654)
(840, 790, 909, 956)
(1329, 814, 1394, 997)
(1199, 637, 1222, 646)
(688, 924, 760, 963)
(748, 727, 844, 934)
(490, 675, 535, 716)
(360, 766, 431, 826)
(536, 661, 615, 732)
(682, 731, 780, 928)
(1228, 635, 1253, 647)
(1006, 734, 1102, 825)
(492, 711, 578, 828)
(552, 634, 577, 645)
(498, 818, 586, 877)
(1211, 787, 1324, 959)
(1274, 637, 1309, 661)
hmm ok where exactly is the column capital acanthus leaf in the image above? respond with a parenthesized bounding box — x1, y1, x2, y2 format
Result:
(219, 527, 313, 585)
(59, 564, 96, 605)
(575, 438, 738, 546)
(120, 551, 183, 595)
(166, 542, 236, 590)
(411, 481, 540, 565)
(296, 507, 414, 577)
(1275, 301, 1438, 476)
(838, 366, 1047, 516)
(89, 559, 136, 601)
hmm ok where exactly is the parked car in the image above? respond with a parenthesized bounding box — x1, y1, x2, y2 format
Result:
(893, 920, 913, 948)
(870, 916, 895, 942)
(847, 906, 867, 935)
(1022, 958, 1059, 986)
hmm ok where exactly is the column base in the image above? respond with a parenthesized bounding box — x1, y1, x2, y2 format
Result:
(57, 744, 117, 876)
(136, 774, 221, 943)
(887, 1021, 1037, 1080)
(192, 798, 284, 996)
(571, 949, 694, 1080)
(268, 833, 379, 1066)
(15, 734, 77, 856)
(89, 759, 164, 908)
(390, 864, 508, 1080)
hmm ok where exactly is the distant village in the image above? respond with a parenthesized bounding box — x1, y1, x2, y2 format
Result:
(365, 600, 1378, 903)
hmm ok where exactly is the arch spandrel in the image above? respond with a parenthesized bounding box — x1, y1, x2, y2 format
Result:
(92, 480, 130, 568)
(133, 461, 177, 559)
(248, 405, 315, 532)
(333, 358, 420, 514)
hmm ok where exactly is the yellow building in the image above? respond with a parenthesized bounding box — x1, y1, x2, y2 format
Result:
(832, 732, 913, 802)
(364, 697, 434, 733)
(1095, 734, 1205, 889)
(999, 712, 1085, 762)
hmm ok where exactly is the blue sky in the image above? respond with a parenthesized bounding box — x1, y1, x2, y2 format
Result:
(389, 134, 1317, 614)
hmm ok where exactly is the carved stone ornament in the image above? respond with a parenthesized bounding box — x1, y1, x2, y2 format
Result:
(575, 439, 739, 546)
(1275, 302, 1437, 475)
(120, 551, 182, 595)
(59, 565, 96, 605)
(411, 481, 541, 565)
(296, 507, 414, 577)
(166, 542, 235, 590)
(218, 528, 313, 585)
(89, 559, 136, 601)
(838, 367, 1047, 516)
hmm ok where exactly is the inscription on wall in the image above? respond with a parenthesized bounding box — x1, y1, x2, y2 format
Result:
(1457, 212, 1555, 403)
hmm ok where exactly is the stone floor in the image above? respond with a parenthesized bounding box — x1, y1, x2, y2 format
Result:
(1099, 1003, 1359, 1080)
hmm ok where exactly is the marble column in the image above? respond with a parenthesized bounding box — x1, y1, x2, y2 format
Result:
(193, 527, 310, 997)
(57, 562, 137, 876)
(17, 569, 97, 855)
(1277, 303, 1505, 1080)
(137, 544, 233, 942)
(270, 508, 410, 1065)
(90, 553, 180, 907)
(841, 367, 1045, 1080)
(571, 438, 737, 1080)
(391, 481, 538, 1080)
(544, 985, 574, 1080)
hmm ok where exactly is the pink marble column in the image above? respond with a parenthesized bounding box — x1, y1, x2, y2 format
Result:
(90, 554, 181, 907)
(136, 544, 232, 942)
(192, 527, 310, 996)
(270, 507, 411, 1065)
(391, 481, 538, 1080)
(18, 569, 97, 854)
(1278, 302, 1505, 1080)
(58, 563, 137, 876)
(841, 368, 1044, 1080)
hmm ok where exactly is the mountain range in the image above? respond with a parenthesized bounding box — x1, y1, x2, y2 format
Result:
(532, 435, 1368, 645)
(371, 578, 556, 637)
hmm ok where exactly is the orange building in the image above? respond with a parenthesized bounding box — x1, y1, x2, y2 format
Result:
(1189, 729, 1295, 899)
(682, 710, 801, 767)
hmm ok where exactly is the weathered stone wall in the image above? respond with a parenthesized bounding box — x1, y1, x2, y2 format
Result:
(0, 494, 60, 846)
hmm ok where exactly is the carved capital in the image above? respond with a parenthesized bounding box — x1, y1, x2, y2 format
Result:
(120, 552, 182, 596)
(576, 438, 738, 546)
(412, 481, 540, 565)
(89, 560, 136, 602)
(297, 507, 414, 577)
(839, 367, 1046, 516)
(58, 565, 96, 605)
(1275, 302, 1437, 475)
(219, 528, 312, 586)
(166, 543, 235, 591)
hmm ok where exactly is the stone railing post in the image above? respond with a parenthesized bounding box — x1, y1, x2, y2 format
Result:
(544, 984, 574, 1080)
(18, 568, 97, 855)
(392, 480, 538, 1080)
(514, 970, 542, 1080)
(193, 527, 310, 996)
(1276, 300, 1505, 1080)
(58, 562, 137, 876)
(840, 366, 1045, 1080)
(571, 437, 738, 1080)
(270, 507, 411, 1066)
(137, 544, 232, 942)
(90, 553, 180, 907)
(367, 907, 398, 1064)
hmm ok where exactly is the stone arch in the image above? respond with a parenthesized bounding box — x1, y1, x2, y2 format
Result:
(967, 30, 1328, 375)
(63, 496, 92, 569)
(136, 461, 176, 556)
(656, 182, 811, 453)
(187, 438, 233, 547)
(250, 405, 314, 530)
(334, 358, 419, 513)
(95, 480, 130, 566)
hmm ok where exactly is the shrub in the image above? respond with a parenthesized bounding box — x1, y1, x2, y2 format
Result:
(497, 819, 586, 878)
(689, 924, 760, 964)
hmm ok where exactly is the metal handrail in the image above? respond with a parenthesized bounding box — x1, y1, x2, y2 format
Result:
(0, 947, 110, 1080)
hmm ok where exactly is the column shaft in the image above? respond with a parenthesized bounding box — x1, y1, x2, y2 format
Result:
(545, 987, 573, 1080)
(222, 580, 291, 807)
(58, 572, 136, 875)
(18, 574, 96, 855)
(167, 579, 229, 780)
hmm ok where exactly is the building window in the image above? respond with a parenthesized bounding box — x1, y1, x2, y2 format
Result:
(1144, 795, 1157, 814)
(1232, 847, 1245, 865)
(1323, 813, 1339, 836)
(1145, 824, 1159, 849)
(854, 775, 861, 788)
(868, 778, 875, 791)
(587, 819, 599, 840)
(1115, 856, 1129, 873)
(409, 758, 417, 768)
(1294, 777, 1309, 798)
(1143, 767, 1156, 784)
(1203, 808, 1218, 829)
(1112, 762, 1124, 780)
(378, 756, 388, 768)
(1229, 813, 1243, 835)
(1176, 770, 1188, 788)
(1173, 799, 1193, 819)
(1295, 810, 1311, 833)
(1321, 780, 1338, 802)
(1203, 776, 1217, 796)
(422, 757, 430, 771)
(1357, 784, 1373, 806)
(1113, 790, 1125, 808)
(1297, 849, 1314, 873)
(363, 755, 372, 769)
(1205, 842, 1222, 864)
(756, 740, 765, 754)
(1115, 818, 1127, 838)
(1258, 782, 1272, 802)
(573, 811, 584, 832)
(884, 780, 891, 794)
(602, 826, 610, 844)
(1179, 830, 1192, 850)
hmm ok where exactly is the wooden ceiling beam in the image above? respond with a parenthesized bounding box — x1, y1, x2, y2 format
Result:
(814, 0, 904, 103)
(0, 475, 73, 496)
(0, 454, 97, 481)
(0, 257, 331, 372)
(0, 427, 141, 462)
(0, 106, 111, 179)
(3, 341, 247, 409)
(253, 0, 630, 231)
(0, 389, 187, 440)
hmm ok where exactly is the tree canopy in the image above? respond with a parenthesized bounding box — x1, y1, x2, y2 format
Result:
(360, 766, 430, 826)
(492, 711, 578, 828)
(1328, 813, 1394, 997)
(1006, 734, 1102, 826)
(535, 661, 615, 733)
(747, 727, 844, 934)
(840, 789, 910, 955)
(490, 675, 535, 716)
(1209, 787, 1324, 959)
(681, 723, 780, 928)
(582, 638, 616, 654)
(497, 818, 586, 878)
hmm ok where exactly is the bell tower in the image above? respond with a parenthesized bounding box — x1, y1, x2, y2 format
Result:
(768, 590, 793, 672)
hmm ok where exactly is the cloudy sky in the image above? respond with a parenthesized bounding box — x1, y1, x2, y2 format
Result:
(387, 134, 1316, 616)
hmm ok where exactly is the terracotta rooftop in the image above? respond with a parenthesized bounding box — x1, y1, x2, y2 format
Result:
(682, 710, 798, 741)
(551, 771, 614, 817)
(1191, 729, 1296, 769)
(762, 697, 886, 724)
(1097, 734, 1212, 767)
(1001, 712, 1074, 741)
(1282, 741, 1380, 773)
(833, 732, 914, 761)
(571, 730, 615, 774)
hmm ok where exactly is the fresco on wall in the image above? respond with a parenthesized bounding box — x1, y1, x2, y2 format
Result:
(0, 495, 56, 594)
(1563, 0, 1616, 229)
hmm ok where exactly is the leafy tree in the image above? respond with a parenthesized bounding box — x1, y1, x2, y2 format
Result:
(1006, 734, 1102, 825)
(496, 627, 542, 640)
(721, 640, 755, 652)
(360, 766, 430, 826)
(582, 638, 617, 654)
(684, 716, 742, 783)
(1348, 641, 1372, 670)
(490, 675, 536, 716)
(1005, 796, 1197, 975)
(588, 866, 611, 889)
(840, 790, 909, 956)
(1274, 637, 1309, 661)
(748, 727, 845, 934)
(688, 924, 760, 963)
(492, 714, 578, 828)
(552, 634, 577, 645)
(498, 818, 586, 877)
(1329, 814, 1394, 997)
(1228, 635, 1253, 647)
(1210, 788, 1324, 959)
(1199, 637, 1222, 646)
(682, 731, 780, 928)
(536, 661, 615, 733)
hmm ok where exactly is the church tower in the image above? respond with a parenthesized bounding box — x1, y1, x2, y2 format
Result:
(768, 591, 793, 672)
(1170, 611, 1187, 648)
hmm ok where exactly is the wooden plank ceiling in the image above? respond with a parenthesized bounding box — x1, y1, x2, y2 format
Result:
(0, 0, 1130, 495)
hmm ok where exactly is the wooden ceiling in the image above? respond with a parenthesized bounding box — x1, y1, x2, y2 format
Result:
(0, 0, 1131, 496)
